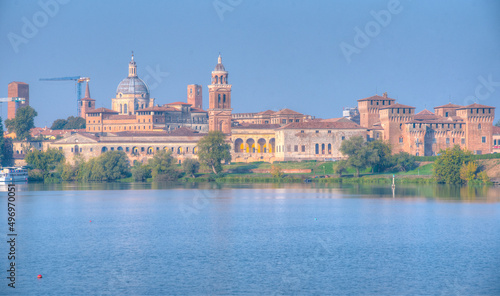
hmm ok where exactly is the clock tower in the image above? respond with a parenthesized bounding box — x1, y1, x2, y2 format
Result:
(208, 54, 232, 134)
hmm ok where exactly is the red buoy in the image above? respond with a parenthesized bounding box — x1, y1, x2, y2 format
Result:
(37, 274, 42, 278)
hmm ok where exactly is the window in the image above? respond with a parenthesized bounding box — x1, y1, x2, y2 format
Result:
(301, 130, 304, 133)
(315, 144, 319, 154)
(478, 124, 481, 130)
(315, 130, 319, 134)
(295, 119, 299, 122)
(445, 112, 449, 117)
(301, 145, 305, 152)
(126, 147, 129, 152)
(446, 138, 450, 144)
(328, 130, 331, 134)
(342, 136, 345, 141)
(294, 145, 298, 152)
(461, 138, 465, 145)
(399, 137, 403, 143)
(282, 119, 287, 124)
(482, 137, 486, 143)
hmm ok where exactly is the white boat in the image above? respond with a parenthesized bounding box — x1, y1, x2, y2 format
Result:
(0, 167, 29, 182)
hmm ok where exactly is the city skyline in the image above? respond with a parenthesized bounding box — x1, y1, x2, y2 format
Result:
(1, 0, 499, 127)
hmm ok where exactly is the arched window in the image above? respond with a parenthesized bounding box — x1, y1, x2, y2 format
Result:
(124, 104, 128, 114)
(215, 76, 218, 84)
(321, 144, 325, 154)
(315, 144, 319, 154)
(218, 94, 221, 104)
(120, 104, 123, 113)
(328, 144, 332, 154)
(223, 94, 226, 103)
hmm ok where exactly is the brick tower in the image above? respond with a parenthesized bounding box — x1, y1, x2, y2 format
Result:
(7, 82, 29, 119)
(187, 84, 202, 109)
(208, 54, 232, 134)
(357, 92, 395, 128)
(79, 81, 95, 118)
(457, 103, 495, 154)
(379, 103, 415, 153)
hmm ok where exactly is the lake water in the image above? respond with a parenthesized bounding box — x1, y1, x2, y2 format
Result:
(1, 183, 499, 295)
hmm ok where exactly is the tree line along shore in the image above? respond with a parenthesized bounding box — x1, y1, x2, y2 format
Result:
(20, 131, 500, 186)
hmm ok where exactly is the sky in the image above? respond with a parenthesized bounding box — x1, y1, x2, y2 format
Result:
(0, 0, 499, 127)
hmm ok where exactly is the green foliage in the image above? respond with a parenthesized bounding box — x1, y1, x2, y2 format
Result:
(97, 151, 130, 181)
(147, 150, 179, 181)
(51, 116, 86, 130)
(197, 131, 231, 175)
(1, 138, 14, 167)
(0, 118, 12, 166)
(495, 119, 500, 127)
(271, 164, 284, 178)
(182, 158, 200, 178)
(132, 162, 151, 181)
(77, 151, 130, 181)
(333, 160, 348, 176)
(369, 140, 393, 172)
(477, 171, 490, 184)
(340, 136, 379, 177)
(459, 161, 478, 183)
(5, 106, 38, 140)
(25, 148, 65, 177)
(393, 151, 417, 172)
(434, 145, 473, 184)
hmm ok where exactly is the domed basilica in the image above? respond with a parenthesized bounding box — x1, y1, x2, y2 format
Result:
(111, 54, 154, 115)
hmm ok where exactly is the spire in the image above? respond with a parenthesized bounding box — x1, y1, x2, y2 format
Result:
(84, 81, 90, 98)
(213, 53, 226, 72)
(128, 52, 137, 77)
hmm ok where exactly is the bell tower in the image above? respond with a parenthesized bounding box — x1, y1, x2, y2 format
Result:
(208, 54, 232, 134)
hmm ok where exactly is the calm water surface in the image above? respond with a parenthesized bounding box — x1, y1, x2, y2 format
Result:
(1, 183, 499, 295)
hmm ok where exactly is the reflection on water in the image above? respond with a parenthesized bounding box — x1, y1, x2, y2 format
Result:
(2, 181, 499, 295)
(14, 181, 500, 202)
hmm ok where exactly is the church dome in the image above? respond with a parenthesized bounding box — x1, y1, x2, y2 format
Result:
(116, 76, 150, 97)
(213, 54, 226, 72)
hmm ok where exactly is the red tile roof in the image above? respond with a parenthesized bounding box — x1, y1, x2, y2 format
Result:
(279, 119, 365, 130)
(274, 108, 302, 115)
(166, 102, 192, 106)
(458, 103, 495, 109)
(493, 126, 500, 135)
(434, 103, 463, 109)
(257, 110, 276, 115)
(357, 94, 395, 102)
(190, 107, 208, 113)
(379, 103, 415, 110)
(413, 109, 441, 121)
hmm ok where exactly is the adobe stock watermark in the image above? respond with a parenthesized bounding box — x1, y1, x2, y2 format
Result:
(178, 188, 217, 218)
(142, 64, 169, 91)
(7, 0, 70, 54)
(213, 0, 243, 22)
(463, 74, 500, 106)
(340, 0, 403, 64)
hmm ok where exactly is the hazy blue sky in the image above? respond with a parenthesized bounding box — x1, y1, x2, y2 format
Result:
(1, 0, 499, 127)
